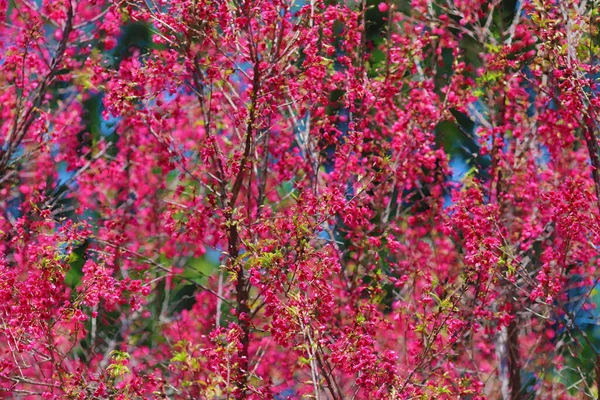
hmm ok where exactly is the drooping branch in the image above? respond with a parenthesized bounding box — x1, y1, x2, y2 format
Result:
(0, 0, 74, 180)
(584, 112, 600, 214)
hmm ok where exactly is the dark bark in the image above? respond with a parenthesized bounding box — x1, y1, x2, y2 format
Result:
(507, 318, 522, 400)
(229, 59, 260, 400)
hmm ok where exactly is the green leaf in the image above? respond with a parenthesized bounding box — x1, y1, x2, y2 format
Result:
(171, 351, 188, 363)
